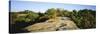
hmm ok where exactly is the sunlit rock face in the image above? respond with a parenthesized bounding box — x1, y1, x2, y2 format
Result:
(25, 17, 79, 32)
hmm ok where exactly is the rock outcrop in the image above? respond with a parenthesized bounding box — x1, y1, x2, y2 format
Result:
(24, 17, 79, 32)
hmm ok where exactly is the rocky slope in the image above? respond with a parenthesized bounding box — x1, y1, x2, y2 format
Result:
(24, 17, 79, 32)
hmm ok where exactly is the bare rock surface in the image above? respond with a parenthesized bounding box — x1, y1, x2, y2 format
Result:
(25, 17, 79, 32)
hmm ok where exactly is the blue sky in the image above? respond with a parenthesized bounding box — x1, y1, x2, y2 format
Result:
(10, 1, 96, 13)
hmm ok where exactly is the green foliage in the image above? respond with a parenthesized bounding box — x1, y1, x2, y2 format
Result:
(10, 10, 39, 24)
(70, 9, 96, 29)
(61, 10, 71, 17)
(45, 8, 57, 19)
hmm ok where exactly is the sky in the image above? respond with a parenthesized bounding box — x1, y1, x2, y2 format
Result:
(10, 1, 96, 13)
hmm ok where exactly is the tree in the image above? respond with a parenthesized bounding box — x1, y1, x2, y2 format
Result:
(45, 8, 57, 19)
(70, 9, 96, 29)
